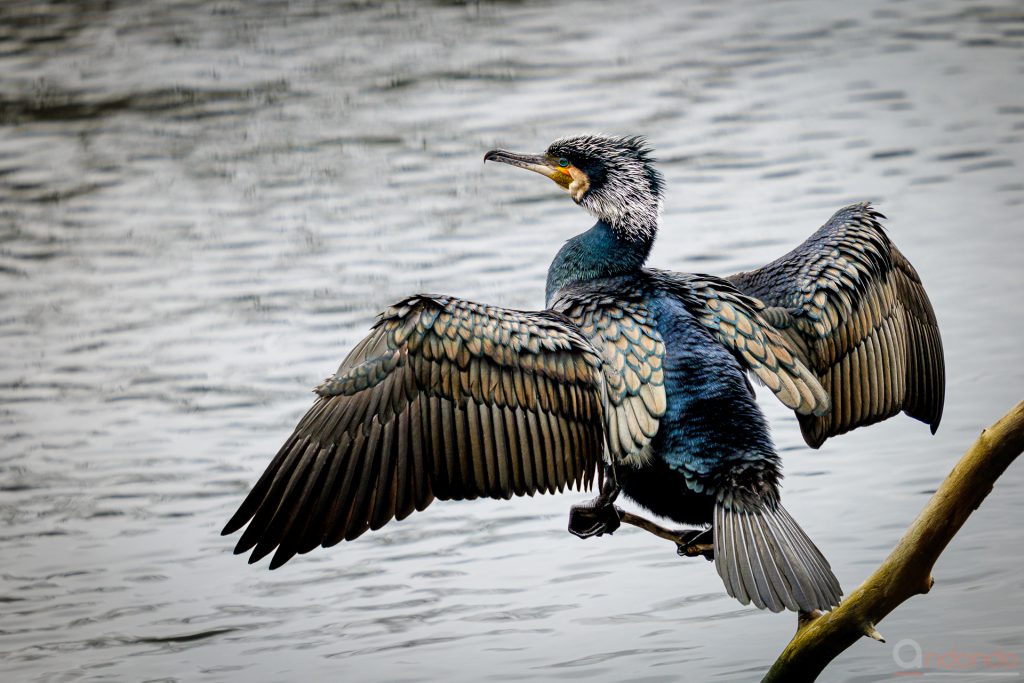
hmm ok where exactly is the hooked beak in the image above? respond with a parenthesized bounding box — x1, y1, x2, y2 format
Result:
(484, 149, 571, 188)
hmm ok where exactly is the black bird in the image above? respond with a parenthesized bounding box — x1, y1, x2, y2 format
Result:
(222, 134, 944, 613)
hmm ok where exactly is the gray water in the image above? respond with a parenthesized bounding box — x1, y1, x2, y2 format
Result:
(2, 1, 1023, 681)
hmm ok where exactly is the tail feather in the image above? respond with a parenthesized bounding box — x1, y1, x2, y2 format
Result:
(713, 502, 841, 613)
(770, 504, 842, 602)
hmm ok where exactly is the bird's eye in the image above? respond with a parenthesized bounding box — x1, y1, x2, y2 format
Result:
(558, 158, 570, 168)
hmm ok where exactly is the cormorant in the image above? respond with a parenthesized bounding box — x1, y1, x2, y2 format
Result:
(222, 134, 944, 613)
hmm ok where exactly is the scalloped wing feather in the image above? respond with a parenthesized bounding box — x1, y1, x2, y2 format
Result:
(554, 295, 668, 467)
(689, 279, 831, 417)
(647, 270, 830, 417)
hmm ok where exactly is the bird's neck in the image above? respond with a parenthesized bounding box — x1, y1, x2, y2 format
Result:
(545, 219, 655, 305)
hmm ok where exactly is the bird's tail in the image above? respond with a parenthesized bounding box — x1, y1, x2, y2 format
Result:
(713, 501, 842, 613)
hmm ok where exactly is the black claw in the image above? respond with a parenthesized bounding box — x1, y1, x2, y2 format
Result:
(568, 503, 621, 538)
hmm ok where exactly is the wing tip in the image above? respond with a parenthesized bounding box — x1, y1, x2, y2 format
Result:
(232, 532, 257, 556)
(268, 549, 295, 570)
(244, 541, 276, 565)
(221, 512, 250, 537)
(798, 418, 828, 449)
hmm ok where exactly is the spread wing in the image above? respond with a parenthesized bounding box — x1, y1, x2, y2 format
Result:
(222, 295, 606, 568)
(726, 203, 945, 448)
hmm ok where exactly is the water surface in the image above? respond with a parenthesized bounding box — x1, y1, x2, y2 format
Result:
(2, 1, 1023, 681)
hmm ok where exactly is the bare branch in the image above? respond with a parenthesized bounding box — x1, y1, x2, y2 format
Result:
(617, 509, 713, 559)
(762, 400, 1024, 682)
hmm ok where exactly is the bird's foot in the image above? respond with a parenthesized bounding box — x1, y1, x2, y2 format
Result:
(676, 528, 714, 561)
(568, 501, 622, 539)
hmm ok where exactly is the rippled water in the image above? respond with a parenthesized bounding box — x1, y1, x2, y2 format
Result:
(2, 1, 1023, 681)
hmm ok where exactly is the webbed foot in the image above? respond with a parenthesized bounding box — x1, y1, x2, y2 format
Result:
(568, 502, 622, 538)
(676, 527, 714, 561)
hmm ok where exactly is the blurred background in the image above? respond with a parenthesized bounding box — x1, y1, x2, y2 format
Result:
(1, 1, 1022, 681)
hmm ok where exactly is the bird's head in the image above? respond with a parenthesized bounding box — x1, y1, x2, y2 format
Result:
(485, 134, 664, 241)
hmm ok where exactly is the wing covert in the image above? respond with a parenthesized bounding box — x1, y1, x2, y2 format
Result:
(554, 295, 668, 467)
(647, 271, 831, 417)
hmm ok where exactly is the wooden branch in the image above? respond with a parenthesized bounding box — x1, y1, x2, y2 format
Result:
(617, 509, 714, 558)
(762, 400, 1024, 682)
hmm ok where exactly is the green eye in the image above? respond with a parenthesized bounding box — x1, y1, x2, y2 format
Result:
(558, 157, 570, 168)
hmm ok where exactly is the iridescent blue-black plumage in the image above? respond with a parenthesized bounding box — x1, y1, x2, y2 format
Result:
(223, 134, 944, 615)
(550, 269, 839, 612)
